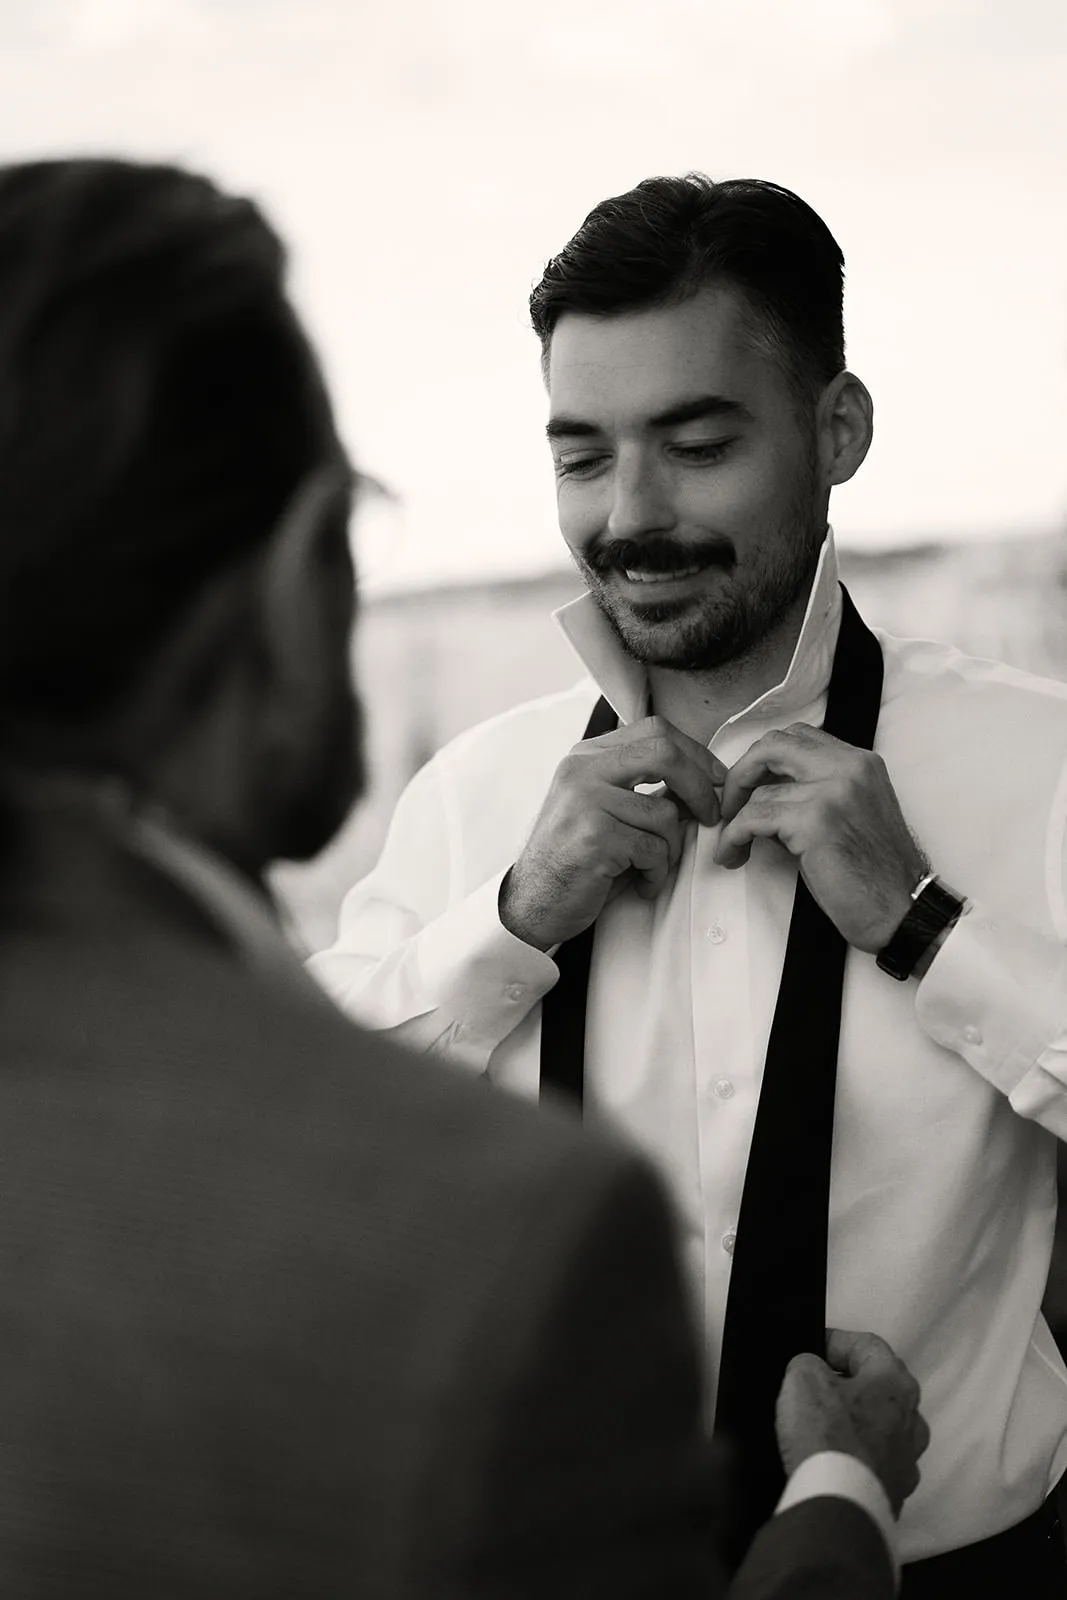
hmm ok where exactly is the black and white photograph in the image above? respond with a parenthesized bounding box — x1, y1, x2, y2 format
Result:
(0, 2, 1065, 1595)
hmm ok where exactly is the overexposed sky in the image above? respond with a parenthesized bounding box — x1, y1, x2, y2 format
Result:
(1, 0, 1065, 589)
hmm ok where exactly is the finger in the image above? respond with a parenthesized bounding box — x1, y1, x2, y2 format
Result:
(782, 1350, 833, 1383)
(593, 715, 729, 782)
(912, 1411, 932, 1458)
(825, 1329, 901, 1379)
(621, 823, 671, 871)
(714, 789, 805, 870)
(720, 727, 841, 825)
(614, 824, 675, 900)
(603, 788, 685, 870)
(632, 780, 700, 826)
(572, 812, 676, 904)
(587, 721, 726, 826)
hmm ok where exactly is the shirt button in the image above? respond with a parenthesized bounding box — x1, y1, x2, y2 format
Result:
(722, 1229, 737, 1256)
(713, 1077, 735, 1100)
(962, 1024, 983, 1046)
(504, 983, 526, 1003)
(705, 922, 728, 944)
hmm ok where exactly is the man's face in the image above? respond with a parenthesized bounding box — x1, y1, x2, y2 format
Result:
(546, 283, 828, 672)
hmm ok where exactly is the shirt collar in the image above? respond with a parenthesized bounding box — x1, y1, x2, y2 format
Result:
(0, 761, 311, 984)
(128, 809, 311, 977)
(552, 527, 843, 735)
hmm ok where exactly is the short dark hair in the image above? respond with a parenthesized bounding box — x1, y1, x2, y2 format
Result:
(0, 157, 341, 730)
(529, 173, 845, 405)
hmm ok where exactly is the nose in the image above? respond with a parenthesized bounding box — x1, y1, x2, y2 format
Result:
(606, 454, 677, 541)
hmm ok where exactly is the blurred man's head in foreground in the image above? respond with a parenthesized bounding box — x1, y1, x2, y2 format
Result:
(0, 158, 363, 873)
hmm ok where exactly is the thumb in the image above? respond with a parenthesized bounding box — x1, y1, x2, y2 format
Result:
(825, 1328, 898, 1379)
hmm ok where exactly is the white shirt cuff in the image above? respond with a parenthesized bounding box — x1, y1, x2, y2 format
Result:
(915, 899, 1067, 1102)
(776, 1451, 899, 1587)
(413, 869, 561, 1052)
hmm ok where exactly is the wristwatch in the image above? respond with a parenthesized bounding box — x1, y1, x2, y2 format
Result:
(876, 872, 968, 981)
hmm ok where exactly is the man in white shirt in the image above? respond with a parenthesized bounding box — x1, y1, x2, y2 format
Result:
(309, 173, 1067, 1592)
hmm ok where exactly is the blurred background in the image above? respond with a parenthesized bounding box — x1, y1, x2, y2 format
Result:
(1, 0, 1064, 949)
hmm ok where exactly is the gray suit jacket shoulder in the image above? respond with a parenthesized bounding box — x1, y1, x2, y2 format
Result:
(0, 801, 893, 1598)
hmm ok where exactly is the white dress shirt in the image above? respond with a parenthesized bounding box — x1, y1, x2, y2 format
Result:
(308, 531, 1067, 1563)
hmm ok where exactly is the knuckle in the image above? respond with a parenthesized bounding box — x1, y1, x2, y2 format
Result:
(591, 815, 622, 857)
(784, 1351, 821, 1379)
(643, 733, 674, 769)
(643, 793, 680, 828)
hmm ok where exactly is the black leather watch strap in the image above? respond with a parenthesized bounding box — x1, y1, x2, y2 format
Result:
(876, 876, 966, 981)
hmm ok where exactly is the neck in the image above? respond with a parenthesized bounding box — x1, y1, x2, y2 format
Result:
(646, 587, 812, 746)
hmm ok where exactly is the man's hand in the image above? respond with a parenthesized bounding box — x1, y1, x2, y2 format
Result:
(499, 716, 725, 951)
(776, 1329, 931, 1517)
(716, 724, 927, 954)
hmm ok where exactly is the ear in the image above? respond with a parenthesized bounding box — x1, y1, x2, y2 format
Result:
(817, 371, 874, 489)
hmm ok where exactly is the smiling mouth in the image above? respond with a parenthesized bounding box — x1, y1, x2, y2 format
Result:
(621, 563, 707, 584)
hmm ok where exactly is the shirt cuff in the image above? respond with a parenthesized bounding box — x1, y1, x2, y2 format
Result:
(776, 1451, 899, 1586)
(414, 869, 561, 1052)
(915, 899, 1067, 1101)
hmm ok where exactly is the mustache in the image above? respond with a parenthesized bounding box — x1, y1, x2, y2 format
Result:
(584, 535, 736, 576)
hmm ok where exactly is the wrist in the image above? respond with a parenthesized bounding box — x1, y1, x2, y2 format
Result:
(498, 867, 556, 953)
(909, 917, 958, 981)
(876, 872, 969, 982)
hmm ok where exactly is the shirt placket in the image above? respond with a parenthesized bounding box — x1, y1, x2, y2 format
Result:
(689, 811, 757, 1395)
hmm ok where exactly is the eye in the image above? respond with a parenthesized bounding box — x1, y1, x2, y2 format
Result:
(671, 439, 735, 463)
(554, 453, 610, 479)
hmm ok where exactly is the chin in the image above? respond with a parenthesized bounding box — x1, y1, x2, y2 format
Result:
(610, 597, 751, 672)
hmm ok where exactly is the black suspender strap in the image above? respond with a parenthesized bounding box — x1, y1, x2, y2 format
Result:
(715, 588, 883, 1568)
(537, 690, 618, 1109)
(537, 587, 885, 1568)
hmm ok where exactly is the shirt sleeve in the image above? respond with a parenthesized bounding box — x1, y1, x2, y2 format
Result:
(306, 754, 559, 1072)
(914, 904, 1067, 1137)
(776, 1451, 899, 1587)
(914, 749, 1067, 1138)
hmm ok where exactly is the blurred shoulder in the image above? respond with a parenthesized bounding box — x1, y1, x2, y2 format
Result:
(187, 952, 656, 1218)
(877, 627, 1067, 797)
(880, 626, 1067, 721)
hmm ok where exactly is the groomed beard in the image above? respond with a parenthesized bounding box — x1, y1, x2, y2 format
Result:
(574, 447, 825, 673)
(273, 681, 366, 863)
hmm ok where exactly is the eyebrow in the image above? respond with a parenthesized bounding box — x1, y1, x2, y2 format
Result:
(545, 393, 753, 441)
